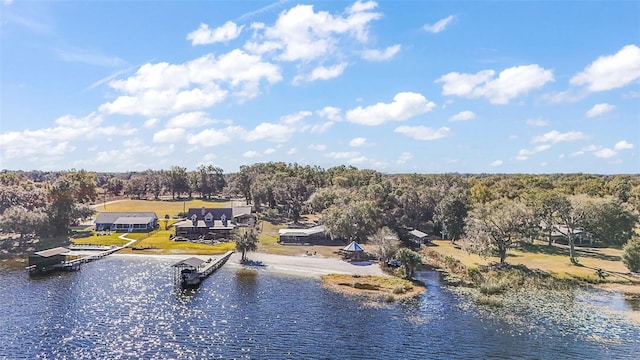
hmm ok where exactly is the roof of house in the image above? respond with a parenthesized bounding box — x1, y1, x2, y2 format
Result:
(174, 219, 236, 230)
(409, 229, 428, 239)
(278, 225, 326, 237)
(113, 217, 156, 225)
(95, 212, 158, 224)
(172, 257, 205, 268)
(187, 207, 233, 221)
(33, 247, 69, 257)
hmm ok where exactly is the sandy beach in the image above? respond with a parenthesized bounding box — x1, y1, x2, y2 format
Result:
(116, 251, 387, 278)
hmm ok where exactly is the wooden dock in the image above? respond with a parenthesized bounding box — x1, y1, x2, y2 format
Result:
(173, 251, 234, 288)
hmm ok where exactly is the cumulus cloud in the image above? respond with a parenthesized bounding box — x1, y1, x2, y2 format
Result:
(394, 126, 451, 140)
(245, 122, 295, 142)
(100, 50, 282, 117)
(346, 92, 436, 126)
(586, 103, 615, 118)
(153, 128, 186, 143)
(167, 112, 216, 128)
(187, 126, 242, 147)
(187, 22, 243, 45)
(593, 148, 617, 158)
(317, 106, 342, 121)
(449, 110, 475, 122)
(436, 64, 554, 104)
(294, 63, 347, 84)
(490, 160, 503, 167)
(531, 130, 588, 144)
(325, 151, 367, 164)
(570, 44, 640, 92)
(515, 144, 551, 161)
(287, 148, 298, 155)
(614, 140, 634, 150)
(243, 151, 261, 158)
(423, 15, 455, 33)
(144, 118, 159, 128)
(0, 113, 136, 162)
(280, 111, 312, 125)
(349, 137, 367, 147)
(361, 44, 401, 61)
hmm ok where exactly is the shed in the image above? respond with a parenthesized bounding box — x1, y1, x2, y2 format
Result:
(409, 229, 429, 245)
(278, 225, 327, 244)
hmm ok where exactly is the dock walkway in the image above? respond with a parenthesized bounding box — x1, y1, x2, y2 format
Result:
(173, 251, 234, 288)
(58, 233, 136, 270)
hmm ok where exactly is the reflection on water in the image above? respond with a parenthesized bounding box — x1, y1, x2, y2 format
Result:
(0, 255, 638, 359)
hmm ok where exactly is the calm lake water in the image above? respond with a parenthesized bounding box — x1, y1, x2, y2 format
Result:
(0, 256, 638, 359)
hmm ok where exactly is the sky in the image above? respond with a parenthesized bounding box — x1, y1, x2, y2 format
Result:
(1, 0, 639, 174)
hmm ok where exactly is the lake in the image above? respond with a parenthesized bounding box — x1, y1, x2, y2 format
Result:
(0, 256, 638, 359)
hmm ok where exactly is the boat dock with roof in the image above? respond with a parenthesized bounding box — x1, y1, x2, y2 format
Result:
(172, 251, 234, 289)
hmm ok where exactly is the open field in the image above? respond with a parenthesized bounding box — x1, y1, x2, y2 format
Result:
(424, 239, 639, 285)
(94, 198, 233, 217)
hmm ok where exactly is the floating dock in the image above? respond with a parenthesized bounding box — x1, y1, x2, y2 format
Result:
(172, 251, 234, 289)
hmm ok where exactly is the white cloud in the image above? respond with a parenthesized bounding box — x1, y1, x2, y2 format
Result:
(586, 103, 615, 118)
(187, 127, 238, 147)
(423, 15, 455, 33)
(264, 148, 276, 154)
(532, 130, 588, 144)
(309, 144, 327, 151)
(526, 118, 549, 127)
(243, 150, 261, 158)
(100, 50, 282, 117)
(187, 22, 244, 45)
(245, 122, 295, 142)
(152, 128, 186, 143)
(144, 118, 159, 128)
(397, 152, 413, 164)
(294, 63, 347, 84)
(449, 110, 475, 122)
(394, 126, 451, 140)
(571, 144, 600, 157)
(594, 148, 617, 158)
(570, 44, 640, 92)
(516, 144, 551, 161)
(490, 160, 503, 167)
(436, 65, 554, 104)
(349, 137, 367, 147)
(346, 92, 436, 126)
(310, 121, 334, 133)
(326, 151, 361, 159)
(614, 140, 634, 150)
(281, 111, 312, 125)
(249, 2, 382, 62)
(167, 111, 215, 128)
(317, 106, 342, 121)
(287, 148, 298, 155)
(361, 44, 401, 61)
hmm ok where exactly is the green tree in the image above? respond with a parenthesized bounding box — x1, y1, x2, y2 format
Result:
(464, 199, 535, 264)
(532, 191, 571, 246)
(434, 188, 470, 242)
(169, 166, 189, 199)
(368, 227, 401, 263)
(622, 236, 640, 272)
(395, 248, 422, 279)
(235, 228, 258, 262)
(274, 176, 314, 223)
(0, 206, 48, 248)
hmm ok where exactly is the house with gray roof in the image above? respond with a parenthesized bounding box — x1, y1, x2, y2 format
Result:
(94, 212, 158, 232)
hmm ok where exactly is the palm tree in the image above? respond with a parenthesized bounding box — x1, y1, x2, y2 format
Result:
(235, 228, 258, 262)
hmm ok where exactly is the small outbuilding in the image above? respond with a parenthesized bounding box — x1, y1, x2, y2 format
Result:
(278, 225, 327, 244)
(28, 247, 70, 273)
(408, 229, 430, 245)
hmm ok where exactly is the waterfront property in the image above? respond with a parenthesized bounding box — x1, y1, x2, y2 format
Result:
(173, 207, 255, 241)
(278, 225, 328, 244)
(94, 212, 159, 232)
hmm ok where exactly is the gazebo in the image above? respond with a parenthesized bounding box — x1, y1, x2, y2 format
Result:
(340, 241, 366, 261)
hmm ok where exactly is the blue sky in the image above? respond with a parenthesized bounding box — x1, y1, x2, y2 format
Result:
(1, 0, 639, 174)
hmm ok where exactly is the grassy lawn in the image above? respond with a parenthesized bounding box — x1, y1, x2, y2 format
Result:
(96, 199, 233, 217)
(425, 239, 634, 283)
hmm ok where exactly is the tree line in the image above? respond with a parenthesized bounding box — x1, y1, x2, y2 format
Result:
(1, 164, 639, 268)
